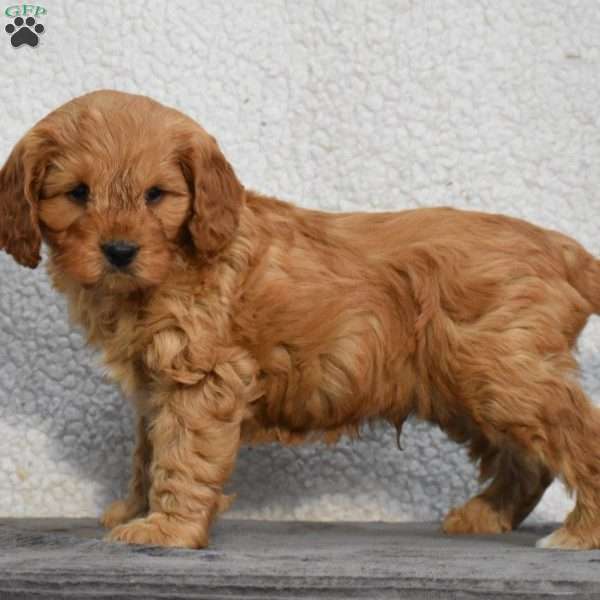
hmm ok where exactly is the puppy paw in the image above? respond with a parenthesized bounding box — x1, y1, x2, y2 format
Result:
(443, 498, 511, 535)
(536, 527, 595, 550)
(105, 513, 208, 548)
(100, 498, 145, 529)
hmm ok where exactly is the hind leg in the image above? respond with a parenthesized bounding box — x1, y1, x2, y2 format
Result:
(443, 444, 552, 535)
(456, 351, 600, 549)
(534, 387, 600, 549)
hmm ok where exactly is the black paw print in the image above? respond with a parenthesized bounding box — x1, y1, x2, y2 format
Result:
(5, 16, 44, 48)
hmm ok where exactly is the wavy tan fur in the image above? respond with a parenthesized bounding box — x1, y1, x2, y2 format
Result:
(1, 90, 600, 549)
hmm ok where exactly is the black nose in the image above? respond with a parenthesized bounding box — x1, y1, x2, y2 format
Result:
(101, 241, 139, 268)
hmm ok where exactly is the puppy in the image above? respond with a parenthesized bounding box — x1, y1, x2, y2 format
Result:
(1, 90, 599, 550)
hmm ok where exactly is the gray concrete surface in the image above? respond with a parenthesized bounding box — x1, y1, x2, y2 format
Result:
(0, 519, 598, 599)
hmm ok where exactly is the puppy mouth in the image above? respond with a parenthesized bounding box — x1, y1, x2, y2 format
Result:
(105, 261, 136, 275)
(105, 264, 136, 278)
(96, 240, 145, 289)
(97, 267, 145, 293)
(98, 254, 168, 292)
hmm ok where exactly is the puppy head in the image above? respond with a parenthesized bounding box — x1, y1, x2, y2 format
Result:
(0, 90, 244, 291)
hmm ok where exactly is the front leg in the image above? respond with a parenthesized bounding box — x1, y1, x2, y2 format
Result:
(100, 415, 151, 528)
(106, 371, 244, 548)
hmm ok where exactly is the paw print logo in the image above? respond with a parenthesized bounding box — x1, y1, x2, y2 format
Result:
(5, 16, 44, 48)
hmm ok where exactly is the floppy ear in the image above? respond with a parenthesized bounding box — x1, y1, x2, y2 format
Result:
(181, 132, 244, 258)
(0, 133, 45, 268)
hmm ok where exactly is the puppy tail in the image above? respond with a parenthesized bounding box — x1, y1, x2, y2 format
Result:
(584, 258, 600, 315)
(559, 237, 600, 314)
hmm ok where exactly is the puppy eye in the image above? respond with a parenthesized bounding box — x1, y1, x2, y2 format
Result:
(145, 187, 163, 205)
(68, 183, 89, 204)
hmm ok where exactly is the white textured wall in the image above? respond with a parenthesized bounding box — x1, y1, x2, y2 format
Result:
(0, 0, 599, 523)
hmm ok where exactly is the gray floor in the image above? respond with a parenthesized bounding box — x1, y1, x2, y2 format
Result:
(0, 518, 599, 599)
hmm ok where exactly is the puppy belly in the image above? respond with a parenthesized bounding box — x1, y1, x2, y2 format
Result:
(242, 360, 416, 444)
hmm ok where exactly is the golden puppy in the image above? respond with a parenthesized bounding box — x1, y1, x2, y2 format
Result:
(1, 90, 599, 550)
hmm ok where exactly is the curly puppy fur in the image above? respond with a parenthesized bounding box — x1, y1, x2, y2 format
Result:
(1, 90, 600, 549)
